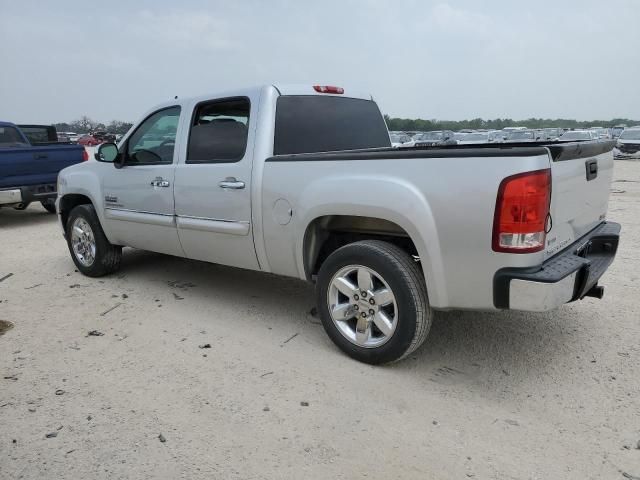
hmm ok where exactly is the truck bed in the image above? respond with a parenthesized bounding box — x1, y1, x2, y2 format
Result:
(0, 143, 85, 189)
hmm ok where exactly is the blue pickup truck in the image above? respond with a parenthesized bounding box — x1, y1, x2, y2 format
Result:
(0, 121, 85, 213)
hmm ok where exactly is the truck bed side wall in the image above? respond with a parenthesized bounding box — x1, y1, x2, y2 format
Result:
(261, 153, 551, 310)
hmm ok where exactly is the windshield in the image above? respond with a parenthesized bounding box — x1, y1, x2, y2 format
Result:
(0, 126, 28, 147)
(560, 131, 591, 141)
(620, 129, 640, 140)
(507, 131, 534, 140)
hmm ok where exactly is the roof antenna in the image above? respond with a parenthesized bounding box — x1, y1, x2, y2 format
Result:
(174, 95, 178, 99)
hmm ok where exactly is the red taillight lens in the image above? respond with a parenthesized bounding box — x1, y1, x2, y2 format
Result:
(82, 148, 89, 161)
(313, 85, 344, 94)
(492, 169, 551, 253)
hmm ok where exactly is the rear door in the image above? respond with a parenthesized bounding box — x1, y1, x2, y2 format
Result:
(173, 95, 260, 270)
(100, 106, 184, 257)
(545, 142, 615, 259)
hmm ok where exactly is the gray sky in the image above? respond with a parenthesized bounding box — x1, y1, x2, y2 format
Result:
(1, 0, 639, 124)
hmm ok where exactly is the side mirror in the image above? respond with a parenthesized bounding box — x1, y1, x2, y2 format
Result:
(95, 143, 119, 163)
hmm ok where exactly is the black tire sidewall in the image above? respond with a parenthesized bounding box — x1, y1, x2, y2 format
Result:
(65, 205, 114, 277)
(40, 199, 56, 213)
(316, 244, 420, 364)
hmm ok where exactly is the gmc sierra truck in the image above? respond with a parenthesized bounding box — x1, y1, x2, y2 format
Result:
(0, 122, 85, 213)
(55, 85, 620, 364)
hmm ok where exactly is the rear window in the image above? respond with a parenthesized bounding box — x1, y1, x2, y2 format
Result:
(18, 125, 57, 144)
(273, 96, 390, 155)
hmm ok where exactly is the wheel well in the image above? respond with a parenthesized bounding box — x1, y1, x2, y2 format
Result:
(303, 215, 419, 280)
(59, 194, 92, 228)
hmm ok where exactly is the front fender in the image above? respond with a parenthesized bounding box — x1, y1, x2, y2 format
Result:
(58, 164, 113, 242)
(294, 174, 448, 308)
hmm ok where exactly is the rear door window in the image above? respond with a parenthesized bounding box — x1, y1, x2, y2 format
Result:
(0, 126, 28, 146)
(186, 97, 250, 164)
(274, 96, 391, 155)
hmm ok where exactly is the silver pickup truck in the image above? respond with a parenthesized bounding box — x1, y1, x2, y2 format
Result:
(56, 84, 621, 364)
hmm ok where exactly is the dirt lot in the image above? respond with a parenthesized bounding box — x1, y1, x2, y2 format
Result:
(1, 161, 639, 480)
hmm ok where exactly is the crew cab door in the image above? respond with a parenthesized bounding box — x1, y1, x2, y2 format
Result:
(101, 106, 184, 257)
(173, 95, 259, 270)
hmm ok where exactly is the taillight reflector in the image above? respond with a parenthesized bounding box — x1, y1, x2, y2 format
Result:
(313, 85, 344, 94)
(492, 169, 551, 253)
(82, 148, 89, 161)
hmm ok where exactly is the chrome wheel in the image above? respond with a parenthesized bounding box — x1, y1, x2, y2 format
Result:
(71, 217, 96, 267)
(327, 265, 398, 348)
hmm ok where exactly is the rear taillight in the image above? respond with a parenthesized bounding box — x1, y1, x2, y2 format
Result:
(313, 85, 344, 94)
(492, 169, 551, 253)
(82, 148, 89, 161)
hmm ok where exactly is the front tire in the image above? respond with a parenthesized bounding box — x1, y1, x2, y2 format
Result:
(65, 204, 122, 277)
(316, 240, 432, 365)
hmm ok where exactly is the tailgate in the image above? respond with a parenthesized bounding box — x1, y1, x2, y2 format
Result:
(544, 140, 615, 260)
(0, 145, 84, 188)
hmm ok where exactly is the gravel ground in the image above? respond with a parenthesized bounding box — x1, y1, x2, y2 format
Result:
(1, 161, 639, 480)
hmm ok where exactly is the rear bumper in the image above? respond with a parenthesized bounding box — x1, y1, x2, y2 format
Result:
(0, 184, 57, 206)
(493, 222, 621, 311)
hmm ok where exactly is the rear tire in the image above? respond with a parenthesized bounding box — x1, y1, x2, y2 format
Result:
(40, 199, 56, 213)
(65, 204, 122, 277)
(316, 240, 432, 365)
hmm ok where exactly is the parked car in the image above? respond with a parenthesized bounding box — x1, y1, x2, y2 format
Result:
(90, 130, 116, 143)
(413, 130, 456, 146)
(611, 125, 626, 139)
(78, 135, 101, 146)
(0, 121, 86, 213)
(389, 132, 415, 148)
(614, 127, 640, 159)
(488, 130, 506, 143)
(503, 130, 538, 143)
(543, 128, 563, 140)
(61, 132, 80, 143)
(456, 132, 490, 145)
(56, 84, 620, 365)
(589, 127, 611, 139)
(558, 130, 597, 141)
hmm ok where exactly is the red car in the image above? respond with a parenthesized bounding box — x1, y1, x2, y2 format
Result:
(77, 135, 101, 146)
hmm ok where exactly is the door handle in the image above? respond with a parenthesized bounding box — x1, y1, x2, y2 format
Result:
(150, 178, 170, 188)
(33, 153, 48, 159)
(218, 177, 245, 190)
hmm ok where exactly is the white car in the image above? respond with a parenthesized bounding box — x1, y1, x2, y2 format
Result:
(389, 132, 415, 148)
(614, 128, 640, 159)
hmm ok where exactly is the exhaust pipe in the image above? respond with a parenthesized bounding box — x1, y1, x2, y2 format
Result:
(584, 285, 605, 299)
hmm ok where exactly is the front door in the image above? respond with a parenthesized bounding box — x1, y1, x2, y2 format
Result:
(101, 106, 184, 257)
(173, 95, 259, 270)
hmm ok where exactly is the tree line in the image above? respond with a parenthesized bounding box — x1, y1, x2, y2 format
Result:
(384, 115, 640, 132)
(53, 116, 133, 135)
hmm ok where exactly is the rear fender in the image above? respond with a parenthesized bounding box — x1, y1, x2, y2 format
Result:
(295, 174, 448, 308)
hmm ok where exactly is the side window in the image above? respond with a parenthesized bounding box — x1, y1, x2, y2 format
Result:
(126, 106, 181, 165)
(186, 97, 250, 164)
